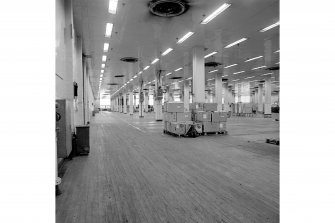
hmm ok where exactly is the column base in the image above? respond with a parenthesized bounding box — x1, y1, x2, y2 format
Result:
(139, 116, 144, 118)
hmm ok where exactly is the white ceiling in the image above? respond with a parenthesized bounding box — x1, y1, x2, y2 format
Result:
(73, 0, 279, 99)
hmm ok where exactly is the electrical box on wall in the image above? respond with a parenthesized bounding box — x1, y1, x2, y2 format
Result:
(56, 99, 72, 158)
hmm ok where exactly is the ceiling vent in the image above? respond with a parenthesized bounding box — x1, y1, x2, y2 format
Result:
(169, 76, 182, 79)
(205, 61, 222, 67)
(266, 66, 280, 71)
(120, 57, 138, 63)
(148, 0, 189, 17)
(107, 83, 118, 85)
(114, 74, 125, 78)
(222, 78, 228, 82)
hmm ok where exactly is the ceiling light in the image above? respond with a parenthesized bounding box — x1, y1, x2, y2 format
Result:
(151, 58, 159, 64)
(166, 72, 172, 76)
(232, 79, 240, 82)
(144, 66, 150, 70)
(276, 62, 280, 64)
(262, 72, 273, 76)
(101, 70, 104, 73)
(251, 66, 266, 70)
(186, 77, 192, 80)
(108, 0, 118, 14)
(101, 64, 105, 68)
(274, 50, 280, 53)
(102, 55, 107, 62)
(204, 51, 217, 58)
(177, 32, 194, 44)
(233, 71, 245, 74)
(162, 48, 173, 56)
(260, 21, 280, 32)
(139, 71, 143, 74)
(224, 64, 237, 68)
(105, 23, 113, 37)
(244, 76, 255, 79)
(225, 38, 247, 48)
(100, 74, 103, 77)
(209, 69, 218, 73)
(103, 43, 109, 52)
(201, 3, 231, 24)
(245, 56, 263, 62)
(207, 78, 214, 81)
(175, 67, 182, 72)
(134, 75, 137, 78)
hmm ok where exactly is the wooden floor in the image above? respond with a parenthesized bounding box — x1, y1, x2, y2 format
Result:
(56, 112, 279, 223)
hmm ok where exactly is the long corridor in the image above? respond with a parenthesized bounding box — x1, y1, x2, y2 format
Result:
(56, 112, 279, 223)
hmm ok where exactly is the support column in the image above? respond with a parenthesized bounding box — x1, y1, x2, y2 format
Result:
(264, 39, 272, 117)
(154, 68, 163, 121)
(215, 72, 223, 111)
(258, 83, 264, 113)
(223, 82, 229, 112)
(184, 81, 190, 112)
(129, 91, 134, 115)
(192, 46, 205, 103)
(144, 91, 149, 112)
(123, 93, 127, 114)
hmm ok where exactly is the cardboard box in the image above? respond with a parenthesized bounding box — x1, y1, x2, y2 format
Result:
(166, 102, 184, 113)
(219, 122, 226, 132)
(212, 112, 228, 122)
(170, 122, 186, 135)
(203, 122, 220, 133)
(203, 103, 218, 112)
(189, 103, 204, 111)
(176, 112, 192, 122)
(195, 111, 211, 122)
(164, 112, 177, 122)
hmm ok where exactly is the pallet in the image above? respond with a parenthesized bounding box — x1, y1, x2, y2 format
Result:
(202, 130, 228, 136)
(163, 124, 201, 138)
(266, 138, 279, 145)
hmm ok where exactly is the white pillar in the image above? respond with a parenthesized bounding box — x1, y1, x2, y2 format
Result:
(264, 39, 272, 116)
(258, 83, 263, 113)
(184, 81, 190, 112)
(192, 46, 205, 103)
(144, 91, 149, 112)
(215, 72, 223, 111)
(154, 69, 163, 121)
(129, 91, 134, 115)
(123, 93, 127, 114)
(223, 82, 230, 112)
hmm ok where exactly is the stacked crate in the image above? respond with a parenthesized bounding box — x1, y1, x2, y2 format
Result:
(163, 102, 192, 136)
(191, 102, 228, 134)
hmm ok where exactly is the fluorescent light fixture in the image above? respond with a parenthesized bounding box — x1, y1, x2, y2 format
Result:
(101, 64, 105, 68)
(207, 78, 214, 81)
(244, 76, 255, 79)
(100, 74, 103, 78)
(251, 65, 266, 70)
(175, 67, 182, 72)
(260, 21, 280, 32)
(224, 64, 237, 68)
(262, 72, 273, 76)
(177, 32, 194, 44)
(100, 78, 102, 80)
(276, 62, 280, 64)
(102, 55, 107, 62)
(151, 58, 159, 64)
(130, 79, 133, 81)
(134, 75, 137, 78)
(232, 79, 240, 82)
(204, 51, 217, 58)
(139, 71, 143, 74)
(201, 3, 231, 24)
(162, 48, 173, 56)
(101, 70, 104, 73)
(274, 50, 280, 53)
(186, 77, 192, 80)
(245, 56, 263, 62)
(144, 66, 150, 70)
(225, 38, 247, 48)
(209, 69, 218, 73)
(105, 23, 113, 37)
(233, 71, 245, 74)
(108, 0, 118, 14)
(166, 72, 172, 76)
(103, 43, 109, 52)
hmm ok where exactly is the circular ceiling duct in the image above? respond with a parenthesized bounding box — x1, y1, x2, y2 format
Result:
(114, 74, 125, 78)
(148, 0, 189, 17)
(107, 83, 118, 85)
(169, 76, 182, 79)
(120, 57, 138, 63)
(205, 61, 222, 67)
